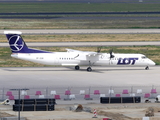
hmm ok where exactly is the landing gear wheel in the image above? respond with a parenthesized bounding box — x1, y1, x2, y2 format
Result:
(145, 66, 149, 70)
(87, 67, 92, 72)
(75, 66, 80, 70)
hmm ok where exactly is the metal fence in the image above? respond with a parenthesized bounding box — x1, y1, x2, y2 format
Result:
(1, 85, 159, 103)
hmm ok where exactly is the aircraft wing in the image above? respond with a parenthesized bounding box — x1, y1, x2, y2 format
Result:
(86, 52, 103, 57)
(66, 48, 103, 55)
(78, 52, 104, 61)
(66, 48, 103, 61)
(66, 48, 84, 53)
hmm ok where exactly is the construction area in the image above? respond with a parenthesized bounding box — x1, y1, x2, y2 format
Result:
(1, 99, 160, 120)
(0, 85, 160, 120)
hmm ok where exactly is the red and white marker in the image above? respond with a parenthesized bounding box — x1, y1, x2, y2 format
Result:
(92, 109, 97, 118)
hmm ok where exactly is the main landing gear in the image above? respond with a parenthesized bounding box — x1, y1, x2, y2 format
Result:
(75, 61, 94, 72)
(87, 61, 94, 72)
(75, 65, 92, 72)
(87, 67, 92, 72)
(75, 65, 80, 70)
(145, 66, 149, 70)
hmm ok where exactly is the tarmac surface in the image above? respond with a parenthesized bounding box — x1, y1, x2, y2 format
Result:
(1, 29, 160, 35)
(0, 66, 159, 88)
(1, 41, 160, 47)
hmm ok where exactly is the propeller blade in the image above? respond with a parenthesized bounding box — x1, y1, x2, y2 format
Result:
(97, 46, 102, 53)
(109, 49, 114, 58)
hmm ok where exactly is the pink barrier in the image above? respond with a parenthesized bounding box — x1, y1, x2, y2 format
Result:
(84, 94, 90, 99)
(35, 91, 42, 95)
(144, 93, 150, 98)
(94, 90, 100, 95)
(54, 95, 61, 99)
(122, 89, 129, 94)
(65, 90, 71, 95)
(9, 95, 14, 100)
(6, 91, 12, 96)
(151, 89, 157, 94)
(115, 94, 121, 97)
(24, 95, 30, 99)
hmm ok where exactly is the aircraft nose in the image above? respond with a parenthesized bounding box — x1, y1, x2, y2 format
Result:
(149, 60, 156, 66)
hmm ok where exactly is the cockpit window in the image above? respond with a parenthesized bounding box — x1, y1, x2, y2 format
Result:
(142, 56, 147, 59)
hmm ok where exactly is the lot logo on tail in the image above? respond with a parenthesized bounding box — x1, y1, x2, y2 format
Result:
(9, 35, 24, 52)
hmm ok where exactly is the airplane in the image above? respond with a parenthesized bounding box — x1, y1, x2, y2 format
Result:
(4, 31, 155, 72)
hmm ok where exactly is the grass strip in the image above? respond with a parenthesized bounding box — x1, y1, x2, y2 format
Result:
(0, 3, 160, 13)
(1, 34, 160, 42)
(1, 19, 160, 29)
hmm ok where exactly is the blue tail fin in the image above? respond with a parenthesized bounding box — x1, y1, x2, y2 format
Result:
(4, 31, 50, 53)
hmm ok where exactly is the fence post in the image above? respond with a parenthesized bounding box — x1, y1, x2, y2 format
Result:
(131, 86, 133, 95)
(2, 87, 4, 100)
(46, 87, 48, 98)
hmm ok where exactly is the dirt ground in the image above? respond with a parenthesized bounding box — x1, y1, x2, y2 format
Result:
(1, 103, 160, 120)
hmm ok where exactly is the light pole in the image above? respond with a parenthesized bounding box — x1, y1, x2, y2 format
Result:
(10, 88, 29, 120)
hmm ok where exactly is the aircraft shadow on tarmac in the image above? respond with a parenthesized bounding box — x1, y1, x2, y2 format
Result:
(2, 67, 146, 74)
(66, 67, 146, 73)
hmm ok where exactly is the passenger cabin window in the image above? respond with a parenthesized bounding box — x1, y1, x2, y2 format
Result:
(142, 56, 147, 59)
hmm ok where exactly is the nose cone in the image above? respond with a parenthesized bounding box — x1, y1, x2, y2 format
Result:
(149, 60, 156, 66)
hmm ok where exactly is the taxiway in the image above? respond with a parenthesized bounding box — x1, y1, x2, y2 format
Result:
(0, 66, 159, 88)
(1, 29, 160, 35)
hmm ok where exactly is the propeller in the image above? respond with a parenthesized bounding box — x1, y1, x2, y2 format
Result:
(97, 46, 102, 53)
(109, 49, 115, 59)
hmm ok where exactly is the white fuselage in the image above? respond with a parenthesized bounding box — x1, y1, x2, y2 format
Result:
(11, 52, 155, 67)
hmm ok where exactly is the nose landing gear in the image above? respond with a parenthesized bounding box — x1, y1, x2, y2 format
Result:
(145, 66, 149, 70)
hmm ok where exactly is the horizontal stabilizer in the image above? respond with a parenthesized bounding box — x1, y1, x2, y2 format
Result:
(4, 31, 22, 35)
